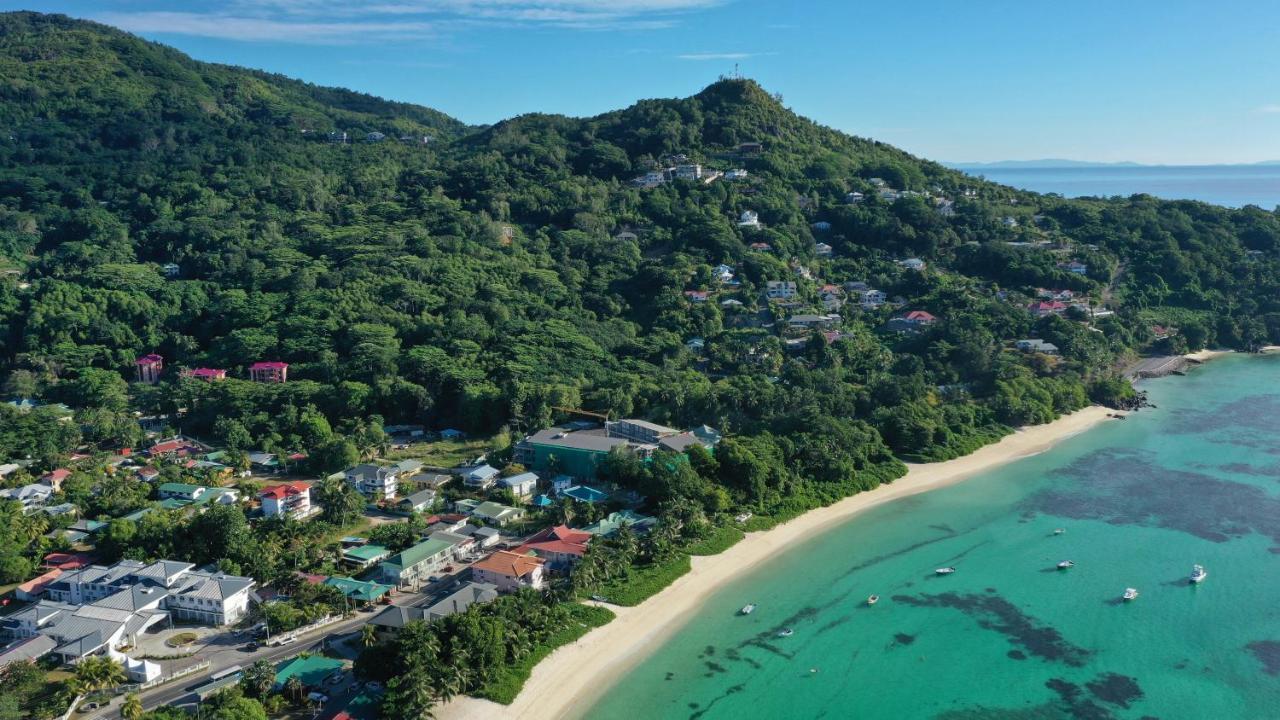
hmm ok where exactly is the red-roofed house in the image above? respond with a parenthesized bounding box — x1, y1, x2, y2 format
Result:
(183, 368, 227, 382)
(135, 354, 164, 384)
(249, 361, 289, 383)
(903, 310, 937, 324)
(259, 482, 314, 519)
(148, 437, 202, 457)
(470, 550, 546, 592)
(16, 568, 62, 601)
(516, 525, 592, 570)
(1029, 301, 1068, 317)
(40, 468, 71, 492)
(683, 290, 709, 303)
(42, 552, 95, 570)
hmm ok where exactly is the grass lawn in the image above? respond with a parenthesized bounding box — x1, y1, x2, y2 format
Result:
(588, 554, 692, 607)
(382, 438, 492, 469)
(474, 603, 614, 705)
(683, 525, 745, 556)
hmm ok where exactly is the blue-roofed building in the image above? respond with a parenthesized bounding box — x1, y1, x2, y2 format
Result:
(563, 485, 608, 504)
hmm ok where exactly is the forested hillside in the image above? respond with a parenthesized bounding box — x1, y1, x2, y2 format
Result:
(4, 10, 1280, 521)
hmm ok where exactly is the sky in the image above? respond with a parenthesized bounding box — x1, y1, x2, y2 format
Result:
(9, 0, 1280, 164)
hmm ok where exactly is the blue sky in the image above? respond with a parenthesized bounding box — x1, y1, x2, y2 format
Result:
(11, 0, 1280, 164)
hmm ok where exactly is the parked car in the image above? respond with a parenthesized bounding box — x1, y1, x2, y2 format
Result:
(242, 641, 259, 651)
(307, 692, 329, 705)
(364, 681, 383, 692)
(327, 671, 345, 685)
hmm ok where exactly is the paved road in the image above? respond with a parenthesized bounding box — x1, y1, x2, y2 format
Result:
(86, 609, 384, 719)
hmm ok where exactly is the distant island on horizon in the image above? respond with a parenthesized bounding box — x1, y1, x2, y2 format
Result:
(949, 159, 1280, 169)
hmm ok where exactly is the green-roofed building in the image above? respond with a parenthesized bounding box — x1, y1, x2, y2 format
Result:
(121, 506, 153, 522)
(274, 655, 345, 690)
(158, 497, 191, 511)
(324, 576, 393, 603)
(583, 509, 658, 537)
(157, 482, 206, 501)
(342, 543, 390, 569)
(378, 538, 454, 588)
(189, 487, 241, 508)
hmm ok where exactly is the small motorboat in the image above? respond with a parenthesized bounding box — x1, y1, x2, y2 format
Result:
(867, 595, 880, 606)
(1057, 560, 1075, 570)
(935, 567, 957, 575)
(1122, 588, 1140, 602)
(740, 603, 756, 615)
(777, 628, 794, 638)
(1190, 564, 1208, 584)
(1053, 528, 1066, 535)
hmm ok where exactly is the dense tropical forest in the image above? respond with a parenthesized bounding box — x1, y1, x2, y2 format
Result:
(5, 11, 1280, 496)
(5, 10, 1280, 718)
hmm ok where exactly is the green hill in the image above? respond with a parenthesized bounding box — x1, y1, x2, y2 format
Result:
(2, 10, 1280, 508)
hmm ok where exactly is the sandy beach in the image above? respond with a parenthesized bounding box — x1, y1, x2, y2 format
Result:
(440, 404, 1114, 720)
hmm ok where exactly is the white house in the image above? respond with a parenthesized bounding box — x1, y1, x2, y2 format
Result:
(499, 471, 538, 498)
(814, 241, 834, 257)
(464, 464, 501, 490)
(765, 281, 798, 300)
(258, 482, 314, 519)
(898, 258, 927, 271)
(344, 464, 399, 500)
(470, 551, 546, 593)
(725, 169, 749, 180)
(673, 164, 702, 181)
(0, 484, 52, 513)
(738, 210, 760, 227)
(846, 191, 865, 204)
(713, 264, 736, 283)
(1016, 339, 1060, 355)
(856, 289, 888, 308)
(14, 559, 255, 664)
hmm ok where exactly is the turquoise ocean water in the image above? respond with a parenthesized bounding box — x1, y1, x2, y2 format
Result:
(584, 354, 1280, 719)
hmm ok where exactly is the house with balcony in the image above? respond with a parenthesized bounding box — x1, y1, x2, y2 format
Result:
(259, 482, 315, 519)
(469, 551, 545, 593)
(248, 362, 289, 383)
(344, 464, 399, 500)
(135, 354, 164, 384)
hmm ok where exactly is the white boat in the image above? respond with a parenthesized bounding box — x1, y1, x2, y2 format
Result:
(1122, 588, 1139, 601)
(1190, 564, 1208, 584)
(935, 567, 956, 575)
(740, 603, 756, 615)
(777, 628, 794, 638)
(867, 595, 880, 606)
(1053, 528, 1066, 535)
(1057, 560, 1075, 570)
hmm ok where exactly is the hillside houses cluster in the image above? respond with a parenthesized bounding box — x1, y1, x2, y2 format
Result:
(134, 354, 290, 385)
(630, 161, 748, 189)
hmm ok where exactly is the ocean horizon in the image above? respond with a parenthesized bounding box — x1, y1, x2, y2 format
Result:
(953, 164, 1280, 209)
(584, 353, 1280, 719)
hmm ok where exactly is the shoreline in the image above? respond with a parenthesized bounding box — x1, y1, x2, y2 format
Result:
(439, 405, 1114, 720)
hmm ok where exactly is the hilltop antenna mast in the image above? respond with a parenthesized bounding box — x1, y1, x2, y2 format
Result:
(733, 62, 741, 80)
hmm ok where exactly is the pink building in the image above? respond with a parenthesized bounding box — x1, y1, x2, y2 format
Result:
(135, 354, 164, 384)
(184, 368, 227, 382)
(249, 361, 289, 383)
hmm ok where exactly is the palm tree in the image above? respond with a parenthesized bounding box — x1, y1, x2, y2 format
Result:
(120, 693, 143, 720)
(284, 675, 304, 703)
(361, 624, 378, 648)
(75, 656, 125, 695)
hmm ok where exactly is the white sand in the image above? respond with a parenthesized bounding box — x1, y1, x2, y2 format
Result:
(440, 405, 1115, 720)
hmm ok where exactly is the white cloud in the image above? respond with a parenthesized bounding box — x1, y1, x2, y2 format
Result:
(97, 12, 436, 43)
(678, 51, 776, 61)
(96, 0, 728, 42)
(1257, 104, 1280, 114)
